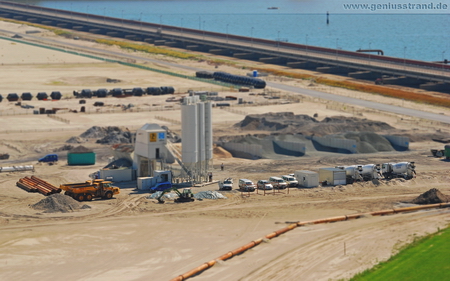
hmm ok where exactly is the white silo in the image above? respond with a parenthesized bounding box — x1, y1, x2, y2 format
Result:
(181, 96, 213, 182)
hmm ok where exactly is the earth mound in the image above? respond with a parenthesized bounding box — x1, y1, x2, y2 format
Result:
(411, 188, 449, 204)
(235, 112, 394, 136)
(31, 194, 90, 213)
(74, 126, 134, 144)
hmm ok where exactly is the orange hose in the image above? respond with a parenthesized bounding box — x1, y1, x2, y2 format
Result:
(370, 209, 395, 216)
(171, 202, 449, 280)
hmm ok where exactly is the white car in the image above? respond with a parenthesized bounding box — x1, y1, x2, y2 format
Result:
(269, 176, 288, 189)
(282, 175, 298, 187)
(257, 180, 273, 190)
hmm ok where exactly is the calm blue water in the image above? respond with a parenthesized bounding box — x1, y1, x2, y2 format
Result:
(10, 0, 450, 62)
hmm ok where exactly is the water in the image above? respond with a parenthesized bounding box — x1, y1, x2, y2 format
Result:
(9, 0, 450, 61)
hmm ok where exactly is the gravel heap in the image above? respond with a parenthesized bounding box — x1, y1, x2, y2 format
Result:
(66, 136, 87, 144)
(31, 194, 90, 213)
(194, 191, 227, 200)
(70, 126, 134, 144)
(411, 188, 449, 204)
(333, 132, 395, 153)
(53, 144, 74, 152)
(69, 145, 93, 153)
(235, 113, 394, 136)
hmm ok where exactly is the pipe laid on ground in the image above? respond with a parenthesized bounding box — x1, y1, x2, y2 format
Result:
(170, 202, 450, 281)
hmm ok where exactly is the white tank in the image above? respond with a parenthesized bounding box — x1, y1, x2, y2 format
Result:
(391, 162, 410, 173)
(359, 164, 381, 179)
(0, 165, 34, 172)
(335, 165, 356, 176)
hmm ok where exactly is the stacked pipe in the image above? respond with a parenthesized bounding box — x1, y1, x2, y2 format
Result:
(16, 176, 61, 196)
(171, 202, 450, 281)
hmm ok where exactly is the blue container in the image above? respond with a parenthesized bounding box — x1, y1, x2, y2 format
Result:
(253, 70, 258, 77)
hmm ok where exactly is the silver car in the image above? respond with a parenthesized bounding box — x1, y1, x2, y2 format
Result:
(257, 180, 273, 190)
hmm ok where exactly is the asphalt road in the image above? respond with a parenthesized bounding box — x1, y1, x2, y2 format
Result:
(2, 29, 450, 124)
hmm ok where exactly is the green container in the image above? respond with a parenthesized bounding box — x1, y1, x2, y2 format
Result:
(445, 145, 450, 159)
(67, 152, 96, 165)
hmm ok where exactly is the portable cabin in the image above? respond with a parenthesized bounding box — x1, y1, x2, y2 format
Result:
(319, 168, 346, 186)
(294, 170, 319, 188)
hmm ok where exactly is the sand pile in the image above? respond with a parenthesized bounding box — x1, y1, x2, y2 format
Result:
(411, 188, 449, 204)
(213, 145, 233, 158)
(235, 113, 394, 136)
(31, 194, 90, 213)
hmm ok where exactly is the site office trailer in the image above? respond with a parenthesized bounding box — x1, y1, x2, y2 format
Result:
(318, 168, 346, 186)
(294, 170, 319, 188)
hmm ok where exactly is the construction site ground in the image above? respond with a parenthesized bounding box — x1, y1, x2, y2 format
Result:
(0, 20, 450, 281)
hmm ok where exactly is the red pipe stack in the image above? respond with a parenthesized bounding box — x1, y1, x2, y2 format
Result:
(16, 176, 61, 196)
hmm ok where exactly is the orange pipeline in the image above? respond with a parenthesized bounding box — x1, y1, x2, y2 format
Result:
(170, 202, 450, 281)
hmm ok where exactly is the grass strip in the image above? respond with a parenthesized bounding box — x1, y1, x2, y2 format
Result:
(350, 225, 450, 281)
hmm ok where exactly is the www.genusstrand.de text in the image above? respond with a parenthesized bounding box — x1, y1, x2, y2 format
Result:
(343, 2, 448, 11)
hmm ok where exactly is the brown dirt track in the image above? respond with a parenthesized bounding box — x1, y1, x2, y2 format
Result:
(0, 20, 450, 281)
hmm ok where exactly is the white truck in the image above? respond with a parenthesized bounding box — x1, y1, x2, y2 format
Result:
(381, 162, 416, 179)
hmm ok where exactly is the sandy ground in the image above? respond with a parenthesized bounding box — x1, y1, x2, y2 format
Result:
(0, 20, 450, 281)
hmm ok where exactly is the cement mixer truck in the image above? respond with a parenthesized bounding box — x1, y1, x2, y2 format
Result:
(359, 164, 381, 181)
(381, 162, 416, 180)
(335, 165, 363, 184)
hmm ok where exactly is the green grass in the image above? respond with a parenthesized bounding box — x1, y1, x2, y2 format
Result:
(350, 226, 450, 281)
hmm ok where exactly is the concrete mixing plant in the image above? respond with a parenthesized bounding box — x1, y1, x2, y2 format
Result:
(181, 96, 213, 183)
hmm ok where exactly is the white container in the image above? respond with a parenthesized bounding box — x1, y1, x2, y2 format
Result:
(137, 177, 153, 190)
(319, 168, 346, 186)
(0, 165, 34, 173)
(294, 170, 319, 188)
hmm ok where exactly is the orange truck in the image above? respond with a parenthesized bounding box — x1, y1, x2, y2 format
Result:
(60, 179, 120, 201)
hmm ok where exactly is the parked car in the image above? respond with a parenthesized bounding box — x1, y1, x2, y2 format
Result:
(238, 179, 256, 192)
(219, 178, 233, 191)
(257, 180, 273, 190)
(149, 181, 172, 193)
(269, 176, 288, 189)
(38, 154, 58, 163)
(281, 175, 298, 187)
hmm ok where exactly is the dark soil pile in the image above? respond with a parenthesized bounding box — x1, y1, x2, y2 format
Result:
(53, 144, 74, 152)
(235, 112, 394, 136)
(74, 126, 134, 144)
(69, 145, 93, 153)
(31, 194, 90, 213)
(411, 188, 449, 204)
(66, 136, 87, 144)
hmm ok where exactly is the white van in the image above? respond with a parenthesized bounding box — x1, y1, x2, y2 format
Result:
(281, 175, 298, 187)
(269, 176, 288, 189)
(238, 179, 256, 192)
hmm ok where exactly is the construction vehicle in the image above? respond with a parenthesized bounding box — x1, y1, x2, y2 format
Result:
(381, 162, 416, 179)
(60, 179, 120, 201)
(335, 165, 363, 184)
(358, 164, 382, 181)
(156, 187, 195, 204)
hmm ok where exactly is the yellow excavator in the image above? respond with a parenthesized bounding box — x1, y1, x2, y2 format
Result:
(156, 187, 195, 204)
